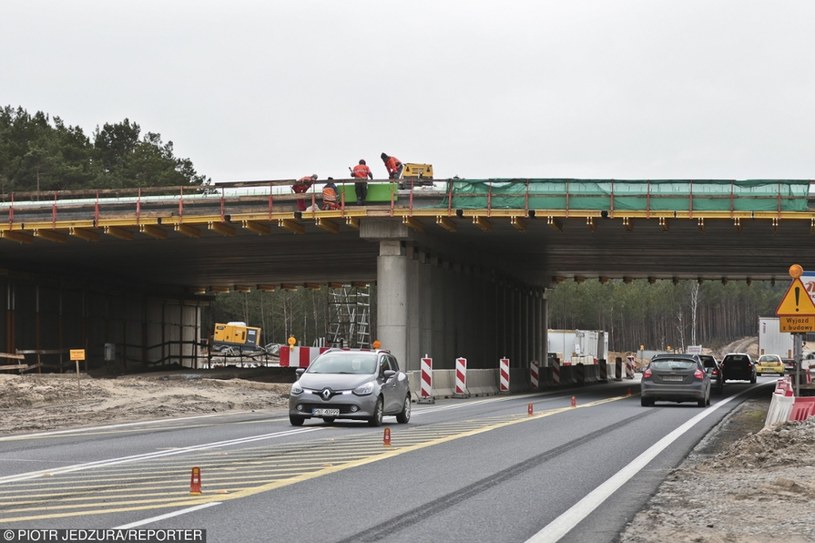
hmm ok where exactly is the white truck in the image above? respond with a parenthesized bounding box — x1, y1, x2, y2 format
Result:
(758, 317, 794, 359)
(547, 329, 609, 364)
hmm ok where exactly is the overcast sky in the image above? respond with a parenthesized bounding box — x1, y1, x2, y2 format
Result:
(3, 0, 814, 183)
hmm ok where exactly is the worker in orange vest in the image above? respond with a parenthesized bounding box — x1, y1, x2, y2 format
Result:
(292, 174, 317, 211)
(350, 159, 373, 205)
(380, 153, 403, 180)
(322, 177, 339, 210)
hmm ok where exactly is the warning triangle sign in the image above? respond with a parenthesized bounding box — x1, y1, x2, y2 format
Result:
(776, 277, 815, 316)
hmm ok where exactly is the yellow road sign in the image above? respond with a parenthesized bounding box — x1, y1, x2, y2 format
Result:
(69, 349, 86, 361)
(776, 277, 815, 316)
(779, 316, 815, 333)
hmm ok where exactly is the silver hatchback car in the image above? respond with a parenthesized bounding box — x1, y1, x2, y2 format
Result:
(641, 354, 711, 407)
(288, 349, 412, 426)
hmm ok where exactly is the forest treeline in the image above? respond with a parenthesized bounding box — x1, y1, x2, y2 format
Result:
(0, 106, 207, 194)
(3, 106, 784, 352)
(209, 279, 785, 352)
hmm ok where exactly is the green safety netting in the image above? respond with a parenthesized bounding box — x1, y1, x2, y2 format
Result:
(442, 179, 810, 212)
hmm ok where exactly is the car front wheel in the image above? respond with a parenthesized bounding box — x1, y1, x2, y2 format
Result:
(368, 397, 384, 427)
(396, 395, 411, 423)
(290, 415, 305, 426)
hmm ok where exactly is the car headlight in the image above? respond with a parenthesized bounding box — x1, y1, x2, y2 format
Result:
(291, 382, 303, 395)
(353, 382, 374, 396)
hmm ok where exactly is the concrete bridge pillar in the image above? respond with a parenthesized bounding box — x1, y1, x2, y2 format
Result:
(377, 239, 410, 369)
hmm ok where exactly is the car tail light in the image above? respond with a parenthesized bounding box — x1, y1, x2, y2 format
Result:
(643, 368, 652, 378)
(712, 369, 719, 376)
(694, 369, 705, 380)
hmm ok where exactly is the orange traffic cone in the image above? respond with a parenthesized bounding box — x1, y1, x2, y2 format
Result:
(190, 467, 202, 495)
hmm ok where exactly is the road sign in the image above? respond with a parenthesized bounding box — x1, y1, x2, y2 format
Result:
(779, 316, 815, 333)
(776, 277, 815, 316)
(69, 349, 85, 361)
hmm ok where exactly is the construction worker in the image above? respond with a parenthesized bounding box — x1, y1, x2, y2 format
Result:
(380, 153, 404, 180)
(292, 174, 317, 211)
(322, 177, 339, 210)
(350, 159, 373, 205)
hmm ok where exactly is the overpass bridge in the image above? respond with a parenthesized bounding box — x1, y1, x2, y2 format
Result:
(0, 178, 812, 375)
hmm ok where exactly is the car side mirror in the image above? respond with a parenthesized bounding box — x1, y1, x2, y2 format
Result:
(295, 368, 305, 377)
(383, 369, 396, 380)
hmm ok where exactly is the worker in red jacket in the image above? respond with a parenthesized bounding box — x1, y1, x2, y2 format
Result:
(380, 153, 404, 180)
(350, 159, 373, 205)
(292, 174, 317, 211)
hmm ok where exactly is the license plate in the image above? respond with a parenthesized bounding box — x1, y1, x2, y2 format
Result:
(662, 376, 684, 382)
(312, 408, 340, 416)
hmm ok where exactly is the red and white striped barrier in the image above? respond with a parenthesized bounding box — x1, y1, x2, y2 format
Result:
(774, 377, 793, 396)
(454, 357, 469, 397)
(279, 346, 329, 368)
(625, 356, 635, 379)
(499, 357, 510, 393)
(419, 355, 434, 403)
(530, 361, 539, 390)
(551, 359, 560, 386)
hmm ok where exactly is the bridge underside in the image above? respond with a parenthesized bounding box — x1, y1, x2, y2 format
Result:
(1, 209, 811, 291)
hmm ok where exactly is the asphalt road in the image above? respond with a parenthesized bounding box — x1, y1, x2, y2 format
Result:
(0, 378, 775, 543)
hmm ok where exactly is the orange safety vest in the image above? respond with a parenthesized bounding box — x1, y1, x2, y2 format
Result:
(322, 185, 337, 203)
(292, 177, 312, 193)
(352, 164, 371, 179)
(384, 156, 401, 174)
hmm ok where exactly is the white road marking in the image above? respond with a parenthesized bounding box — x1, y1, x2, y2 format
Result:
(115, 502, 222, 528)
(0, 427, 322, 485)
(0, 411, 266, 442)
(526, 387, 757, 542)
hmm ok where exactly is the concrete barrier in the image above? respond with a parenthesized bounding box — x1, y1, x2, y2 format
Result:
(467, 368, 499, 396)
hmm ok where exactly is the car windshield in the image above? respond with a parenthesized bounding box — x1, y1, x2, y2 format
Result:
(758, 355, 778, 363)
(725, 356, 748, 363)
(651, 360, 696, 370)
(307, 353, 377, 374)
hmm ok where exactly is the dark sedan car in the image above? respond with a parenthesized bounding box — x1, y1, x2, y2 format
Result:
(641, 354, 711, 407)
(698, 354, 724, 393)
(721, 353, 757, 383)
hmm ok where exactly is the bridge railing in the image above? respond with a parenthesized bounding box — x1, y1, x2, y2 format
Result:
(1, 179, 810, 226)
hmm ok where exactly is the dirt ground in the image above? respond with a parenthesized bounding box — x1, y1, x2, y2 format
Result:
(0, 371, 290, 434)
(1, 339, 814, 542)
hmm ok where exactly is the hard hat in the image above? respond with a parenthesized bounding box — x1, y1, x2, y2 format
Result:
(311, 174, 318, 179)
(359, 159, 366, 165)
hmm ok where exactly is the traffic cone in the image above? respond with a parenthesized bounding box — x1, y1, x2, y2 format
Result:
(190, 467, 202, 495)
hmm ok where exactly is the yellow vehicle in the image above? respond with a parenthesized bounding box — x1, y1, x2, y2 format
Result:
(212, 322, 262, 351)
(398, 163, 434, 189)
(755, 354, 785, 376)
(402, 163, 433, 179)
